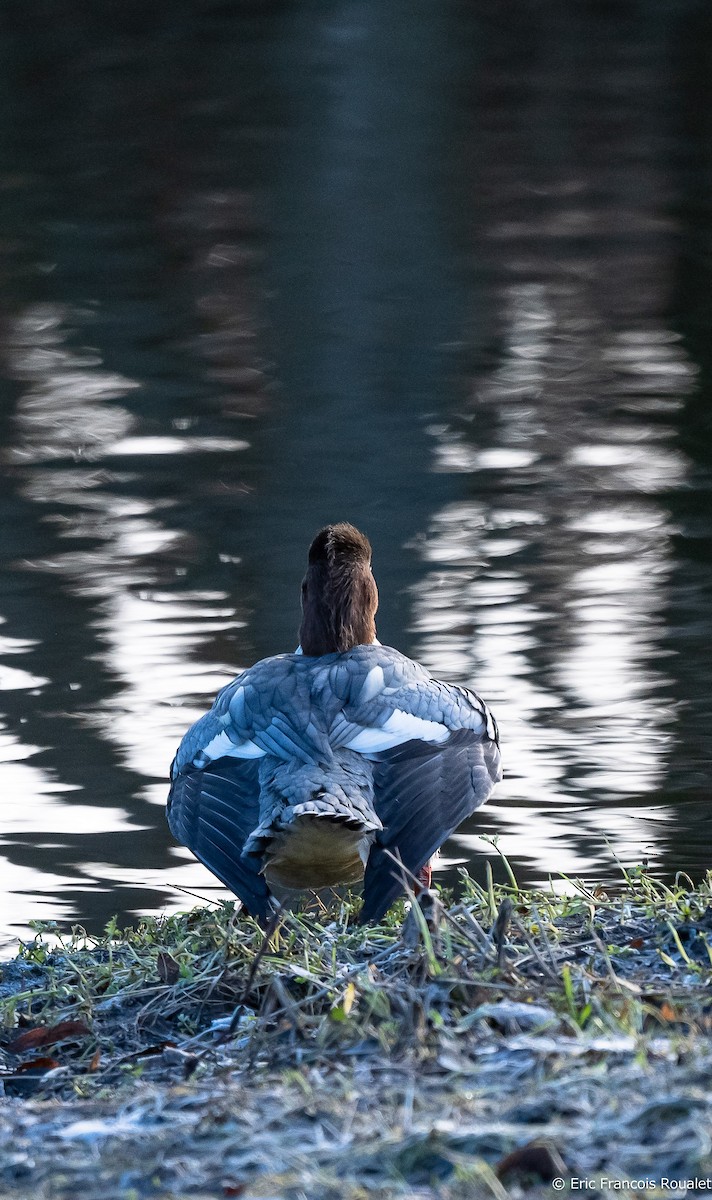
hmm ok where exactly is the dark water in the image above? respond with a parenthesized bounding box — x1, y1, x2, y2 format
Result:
(1, 1, 711, 948)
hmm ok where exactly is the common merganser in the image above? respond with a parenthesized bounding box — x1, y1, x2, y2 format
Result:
(167, 523, 501, 922)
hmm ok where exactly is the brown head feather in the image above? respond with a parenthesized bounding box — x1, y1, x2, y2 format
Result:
(298, 523, 378, 655)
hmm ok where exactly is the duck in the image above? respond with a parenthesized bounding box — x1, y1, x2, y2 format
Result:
(167, 523, 501, 923)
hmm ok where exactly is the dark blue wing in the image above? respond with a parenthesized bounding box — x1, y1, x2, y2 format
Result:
(167, 758, 272, 921)
(360, 729, 501, 923)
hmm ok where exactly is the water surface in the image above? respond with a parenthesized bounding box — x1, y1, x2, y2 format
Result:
(1, 1, 711, 948)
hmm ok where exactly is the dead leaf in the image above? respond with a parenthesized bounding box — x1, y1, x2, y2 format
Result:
(157, 951, 180, 985)
(496, 1141, 567, 1182)
(6, 1020, 91, 1055)
(2, 1057, 62, 1097)
(117, 1040, 177, 1065)
(5, 1027, 48, 1054)
(16, 1055, 60, 1072)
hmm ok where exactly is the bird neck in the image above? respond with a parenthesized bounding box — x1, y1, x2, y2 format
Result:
(298, 563, 378, 656)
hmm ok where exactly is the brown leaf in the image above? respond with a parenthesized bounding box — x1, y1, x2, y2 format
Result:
(628, 937, 644, 949)
(7, 1020, 91, 1055)
(496, 1141, 567, 1183)
(16, 1055, 60, 1073)
(157, 951, 180, 985)
(89, 1048, 102, 1072)
(119, 1040, 177, 1065)
(659, 1002, 677, 1022)
(6, 1027, 49, 1054)
(47, 1019, 92, 1042)
(2, 1056, 62, 1097)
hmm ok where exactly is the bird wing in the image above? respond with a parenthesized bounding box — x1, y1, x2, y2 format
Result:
(322, 646, 498, 754)
(171, 654, 333, 777)
(167, 654, 336, 921)
(361, 730, 501, 922)
(167, 757, 272, 921)
(320, 649, 501, 923)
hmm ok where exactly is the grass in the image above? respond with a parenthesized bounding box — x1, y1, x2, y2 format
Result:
(1, 863, 712, 1198)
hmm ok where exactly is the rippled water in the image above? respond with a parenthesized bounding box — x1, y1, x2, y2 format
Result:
(1, 2, 711, 948)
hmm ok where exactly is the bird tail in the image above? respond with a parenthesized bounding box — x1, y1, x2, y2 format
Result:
(243, 752, 382, 890)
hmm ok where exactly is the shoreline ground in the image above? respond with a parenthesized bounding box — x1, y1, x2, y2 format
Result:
(1, 867, 711, 1199)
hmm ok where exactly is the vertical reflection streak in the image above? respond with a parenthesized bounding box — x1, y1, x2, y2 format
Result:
(413, 282, 693, 880)
(0, 303, 252, 932)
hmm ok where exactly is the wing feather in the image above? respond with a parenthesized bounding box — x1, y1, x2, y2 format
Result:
(360, 730, 501, 922)
(167, 758, 271, 920)
(327, 651, 493, 757)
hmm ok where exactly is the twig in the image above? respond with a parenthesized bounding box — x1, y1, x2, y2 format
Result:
(227, 903, 286, 1037)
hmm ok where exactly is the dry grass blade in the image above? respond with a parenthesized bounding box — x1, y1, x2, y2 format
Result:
(228, 901, 286, 1036)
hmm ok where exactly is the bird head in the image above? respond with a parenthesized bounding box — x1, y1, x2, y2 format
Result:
(298, 523, 379, 655)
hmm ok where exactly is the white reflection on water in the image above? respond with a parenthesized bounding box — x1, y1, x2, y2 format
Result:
(0, 718, 137, 949)
(105, 436, 249, 457)
(0, 304, 248, 937)
(91, 589, 244, 783)
(415, 285, 693, 883)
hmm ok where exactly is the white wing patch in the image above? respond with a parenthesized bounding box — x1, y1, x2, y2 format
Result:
(345, 709, 451, 754)
(227, 686, 247, 726)
(194, 729, 266, 765)
(382, 710, 451, 743)
(360, 665, 385, 703)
